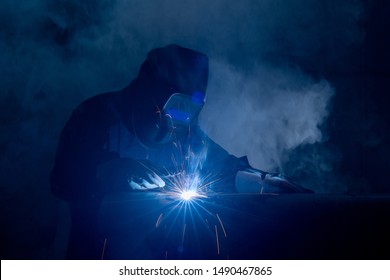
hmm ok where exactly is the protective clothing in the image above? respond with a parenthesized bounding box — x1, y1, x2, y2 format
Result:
(162, 92, 205, 136)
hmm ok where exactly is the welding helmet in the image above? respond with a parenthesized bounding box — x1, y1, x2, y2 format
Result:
(162, 91, 205, 131)
(133, 44, 209, 145)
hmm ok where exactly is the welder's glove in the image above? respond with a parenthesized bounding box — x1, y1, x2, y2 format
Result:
(96, 158, 165, 193)
(235, 168, 312, 193)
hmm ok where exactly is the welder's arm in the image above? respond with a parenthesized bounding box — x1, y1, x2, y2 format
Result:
(235, 169, 266, 193)
(235, 168, 313, 193)
(201, 137, 250, 192)
(51, 100, 163, 200)
(96, 158, 165, 192)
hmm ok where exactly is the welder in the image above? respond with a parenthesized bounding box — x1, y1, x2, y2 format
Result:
(50, 44, 310, 259)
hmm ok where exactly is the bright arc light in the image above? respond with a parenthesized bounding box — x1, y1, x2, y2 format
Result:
(180, 190, 198, 201)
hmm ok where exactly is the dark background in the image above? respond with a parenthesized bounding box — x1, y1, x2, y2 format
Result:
(1, 0, 389, 259)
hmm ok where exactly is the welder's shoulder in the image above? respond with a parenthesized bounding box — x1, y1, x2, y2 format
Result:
(59, 91, 122, 138)
(72, 91, 120, 119)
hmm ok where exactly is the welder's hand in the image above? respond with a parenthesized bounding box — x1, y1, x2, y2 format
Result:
(261, 173, 303, 193)
(96, 158, 165, 192)
(235, 169, 266, 193)
(128, 169, 165, 191)
(235, 168, 311, 193)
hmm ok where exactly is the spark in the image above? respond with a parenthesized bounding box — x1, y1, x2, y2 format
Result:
(215, 225, 220, 255)
(101, 238, 107, 260)
(182, 223, 187, 243)
(216, 213, 227, 237)
(150, 123, 228, 257)
(163, 168, 210, 202)
(181, 190, 197, 201)
(156, 213, 163, 228)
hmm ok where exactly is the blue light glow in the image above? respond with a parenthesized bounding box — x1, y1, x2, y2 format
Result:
(180, 190, 198, 201)
(166, 108, 192, 123)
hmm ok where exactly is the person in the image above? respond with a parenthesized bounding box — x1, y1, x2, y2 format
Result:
(50, 44, 311, 259)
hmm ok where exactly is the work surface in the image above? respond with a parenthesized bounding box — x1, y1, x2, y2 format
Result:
(98, 192, 390, 259)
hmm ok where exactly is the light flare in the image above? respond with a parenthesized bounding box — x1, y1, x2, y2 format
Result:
(181, 190, 197, 201)
(150, 123, 229, 258)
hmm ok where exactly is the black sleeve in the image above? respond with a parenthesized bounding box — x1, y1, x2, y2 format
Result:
(193, 127, 251, 193)
(204, 139, 251, 192)
(50, 97, 117, 201)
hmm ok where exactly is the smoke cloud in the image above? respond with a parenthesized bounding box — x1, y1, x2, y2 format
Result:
(0, 0, 365, 258)
(200, 61, 334, 171)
